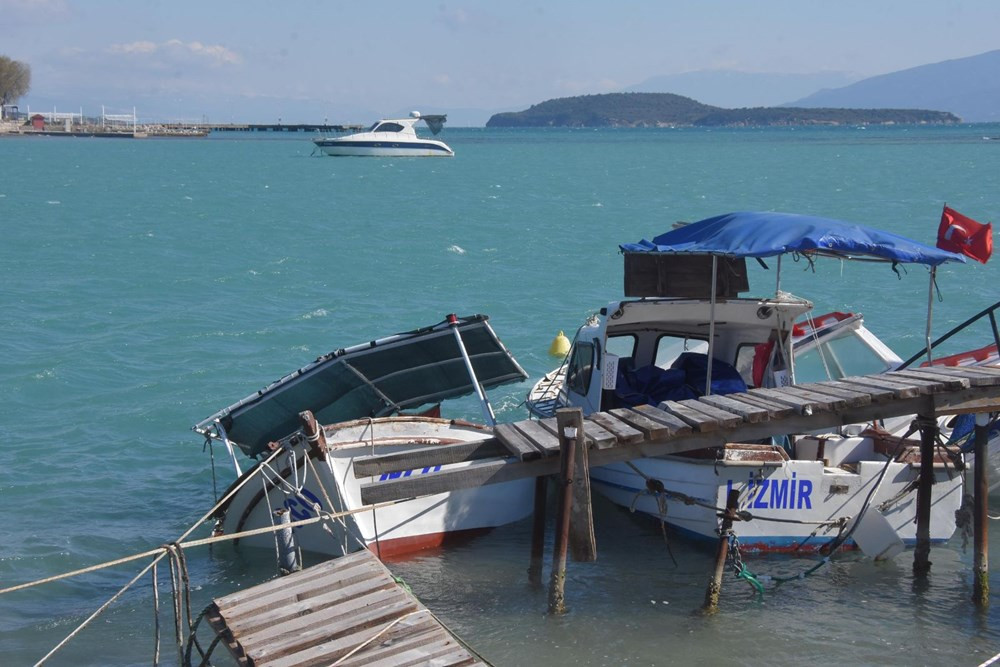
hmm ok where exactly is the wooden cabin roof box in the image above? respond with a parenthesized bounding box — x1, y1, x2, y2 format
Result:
(623, 252, 749, 298)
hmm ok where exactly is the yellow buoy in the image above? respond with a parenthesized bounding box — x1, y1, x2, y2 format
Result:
(548, 330, 571, 357)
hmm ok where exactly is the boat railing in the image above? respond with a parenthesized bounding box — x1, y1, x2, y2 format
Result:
(898, 299, 1000, 369)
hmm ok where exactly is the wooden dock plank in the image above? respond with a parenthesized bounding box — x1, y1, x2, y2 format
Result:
(587, 411, 644, 444)
(838, 375, 926, 399)
(921, 365, 1000, 386)
(537, 414, 617, 450)
(678, 398, 745, 428)
(890, 368, 972, 390)
(720, 392, 796, 419)
(607, 407, 678, 439)
(794, 382, 872, 408)
(494, 423, 544, 460)
(814, 379, 895, 403)
(747, 387, 830, 414)
(765, 385, 849, 411)
(352, 438, 508, 478)
(512, 418, 562, 455)
(656, 400, 722, 432)
(216, 553, 383, 618)
(631, 404, 694, 436)
(696, 394, 771, 423)
(578, 417, 618, 449)
(877, 372, 949, 393)
(212, 550, 481, 667)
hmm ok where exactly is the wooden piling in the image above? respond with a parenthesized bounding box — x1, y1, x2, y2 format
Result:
(528, 475, 548, 587)
(702, 489, 740, 614)
(913, 414, 937, 578)
(548, 408, 582, 615)
(973, 413, 990, 606)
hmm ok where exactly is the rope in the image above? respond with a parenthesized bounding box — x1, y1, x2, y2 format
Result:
(152, 562, 161, 667)
(332, 609, 432, 665)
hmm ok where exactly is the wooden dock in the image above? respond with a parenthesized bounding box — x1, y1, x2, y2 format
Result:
(357, 366, 1000, 505)
(206, 549, 486, 667)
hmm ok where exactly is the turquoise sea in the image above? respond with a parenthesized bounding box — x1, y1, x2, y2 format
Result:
(2, 125, 1000, 666)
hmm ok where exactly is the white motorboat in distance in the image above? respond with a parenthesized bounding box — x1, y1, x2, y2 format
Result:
(313, 111, 454, 157)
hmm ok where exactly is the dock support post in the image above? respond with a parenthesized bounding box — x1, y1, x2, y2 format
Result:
(973, 413, 990, 606)
(528, 476, 548, 587)
(913, 414, 938, 578)
(702, 489, 739, 614)
(548, 408, 583, 615)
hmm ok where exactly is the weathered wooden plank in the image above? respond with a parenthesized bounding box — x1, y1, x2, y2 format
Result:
(216, 552, 382, 615)
(353, 438, 508, 477)
(794, 382, 872, 408)
(888, 368, 970, 391)
(607, 407, 678, 438)
(838, 375, 925, 399)
(578, 417, 618, 449)
(877, 371, 949, 393)
(748, 387, 830, 415)
(814, 379, 895, 403)
(537, 412, 616, 449)
(678, 398, 745, 428)
(224, 576, 395, 636)
(631, 404, 694, 435)
(267, 618, 445, 667)
(587, 411, 644, 444)
(696, 394, 771, 424)
(721, 392, 796, 419)
(920, 365, 1000, 386)
(494, 423, 544, 460)
(512, 418, 563, 455)
(656, 400, 722, 432)
(244, 595, 417, 661)
(237, 585, 410, 648)
(763, 385, 848, 411)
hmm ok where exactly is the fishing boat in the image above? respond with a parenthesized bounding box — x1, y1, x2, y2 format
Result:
(312, 111, 454, 157)
(527, 211, 985, 555)
(195, 314, 533, 559)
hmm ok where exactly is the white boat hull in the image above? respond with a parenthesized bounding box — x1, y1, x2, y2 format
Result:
(314, 141, 453, 157)
(216, 417, 532, 558)
(590, 444, 963, 553)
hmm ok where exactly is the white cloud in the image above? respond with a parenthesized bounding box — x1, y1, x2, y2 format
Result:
(108, 39, 242, 66)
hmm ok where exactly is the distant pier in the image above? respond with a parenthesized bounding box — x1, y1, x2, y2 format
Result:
(197, 123, 366, 134)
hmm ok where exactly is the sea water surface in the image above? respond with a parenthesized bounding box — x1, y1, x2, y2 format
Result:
(2, 125, 1000, 666)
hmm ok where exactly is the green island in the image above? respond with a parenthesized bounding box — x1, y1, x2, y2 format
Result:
(485, 92, 961, 127)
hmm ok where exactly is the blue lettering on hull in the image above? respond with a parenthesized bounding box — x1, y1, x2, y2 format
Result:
(379, 465, 443, 481)
(726, 472, 813, 510)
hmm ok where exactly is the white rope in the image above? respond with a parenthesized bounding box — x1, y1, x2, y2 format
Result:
(978, 650, 1000, 667)
(331, 609, 431, 665)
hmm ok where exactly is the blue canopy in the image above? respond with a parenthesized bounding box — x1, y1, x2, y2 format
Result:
(620, 211, 967, 266)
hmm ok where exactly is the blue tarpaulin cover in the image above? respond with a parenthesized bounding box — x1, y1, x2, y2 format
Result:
(620, 211, 967, 266)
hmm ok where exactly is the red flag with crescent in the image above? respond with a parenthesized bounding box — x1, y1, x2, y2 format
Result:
(937, 205, 992, 263)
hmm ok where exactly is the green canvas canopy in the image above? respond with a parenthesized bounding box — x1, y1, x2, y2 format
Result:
(194, 314, 526, 457)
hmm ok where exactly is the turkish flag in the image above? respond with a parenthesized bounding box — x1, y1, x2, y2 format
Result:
(937, 205, 992, 263)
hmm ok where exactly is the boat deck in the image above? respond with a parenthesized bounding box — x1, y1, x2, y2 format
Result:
(357, 366, 1000, 505)
(206, 549, 485, 667)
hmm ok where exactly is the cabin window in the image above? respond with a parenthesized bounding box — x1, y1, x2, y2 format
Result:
(372, 122, 404, 133)
(654, 335, 708, 368)
(606, 335, 636, 366)
(566, 342, 595, 395)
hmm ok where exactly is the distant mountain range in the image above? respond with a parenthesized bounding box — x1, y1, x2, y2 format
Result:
(485, 93, 959, 128)
(787, 50, 1000, 122)
(625, 71, 861, 109)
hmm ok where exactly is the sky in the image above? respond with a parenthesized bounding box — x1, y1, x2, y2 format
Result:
(2, 0, 999, 125)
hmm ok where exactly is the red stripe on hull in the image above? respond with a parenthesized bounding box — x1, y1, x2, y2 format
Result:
(366, 527, 493, 561)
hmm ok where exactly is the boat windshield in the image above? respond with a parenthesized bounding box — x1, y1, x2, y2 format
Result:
(794, 329, 895, 383)
(371, 122, 404, 133)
